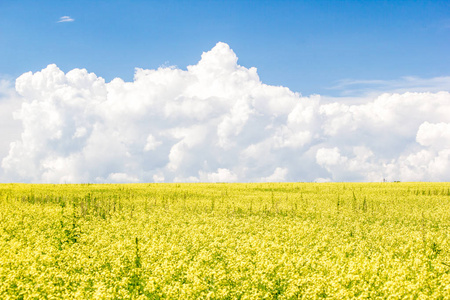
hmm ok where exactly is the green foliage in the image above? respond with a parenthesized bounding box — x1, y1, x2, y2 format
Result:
(0, 182, 450, 298)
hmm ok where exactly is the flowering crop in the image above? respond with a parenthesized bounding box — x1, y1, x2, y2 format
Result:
(0, 182, 449, 299)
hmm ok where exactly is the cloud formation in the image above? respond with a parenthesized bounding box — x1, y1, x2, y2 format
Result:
(2, 42, 450, 183)
(57, 16, 74, 23)
(0, 80, 22, 169)
(331, 76, 450, 96)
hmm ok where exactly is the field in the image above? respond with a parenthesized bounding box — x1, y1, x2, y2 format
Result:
(1, 182, 450, 299)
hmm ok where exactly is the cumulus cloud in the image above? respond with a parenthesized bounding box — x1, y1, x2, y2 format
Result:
(416, 122, 450, 148)
(260, 167, 289, 182)
(199, 168, 238, 183)
(0, 80, 22, 182)
(1, 42, 450, 183)
(57, 16, 74, 23)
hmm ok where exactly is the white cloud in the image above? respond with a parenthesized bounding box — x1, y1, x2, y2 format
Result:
(0, 80, 22, 182)
(104, 173, 140, 183)
(57, 16, 74, 23)
(144, 134, 162, 151)
(260, 167, 288, 182)
(152, 173, 165, 183)
(316, 148, 347, 166)
(200, 168, 238, 183)
(330, 76, 450, 96)
(1, 42, 450, 183)
(416, 122, 450, 148)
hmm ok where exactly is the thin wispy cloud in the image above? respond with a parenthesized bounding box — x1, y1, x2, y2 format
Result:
(57, 16, 74, 23)
(329, 76, 450, 96)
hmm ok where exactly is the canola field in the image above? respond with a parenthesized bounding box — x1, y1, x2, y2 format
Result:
(1, 182, 450, 299)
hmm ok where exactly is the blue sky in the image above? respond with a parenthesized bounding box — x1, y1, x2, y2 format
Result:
(1, 0, 449, 96)
(1, 1, 450, 183)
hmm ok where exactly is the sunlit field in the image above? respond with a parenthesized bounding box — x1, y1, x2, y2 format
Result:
(1, 182, 450, 299)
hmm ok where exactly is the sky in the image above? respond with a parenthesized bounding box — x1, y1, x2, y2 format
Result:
(0, 0, 449, 183)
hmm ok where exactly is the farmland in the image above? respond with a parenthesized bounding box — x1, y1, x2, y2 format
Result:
(1, 182, 450, 299)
